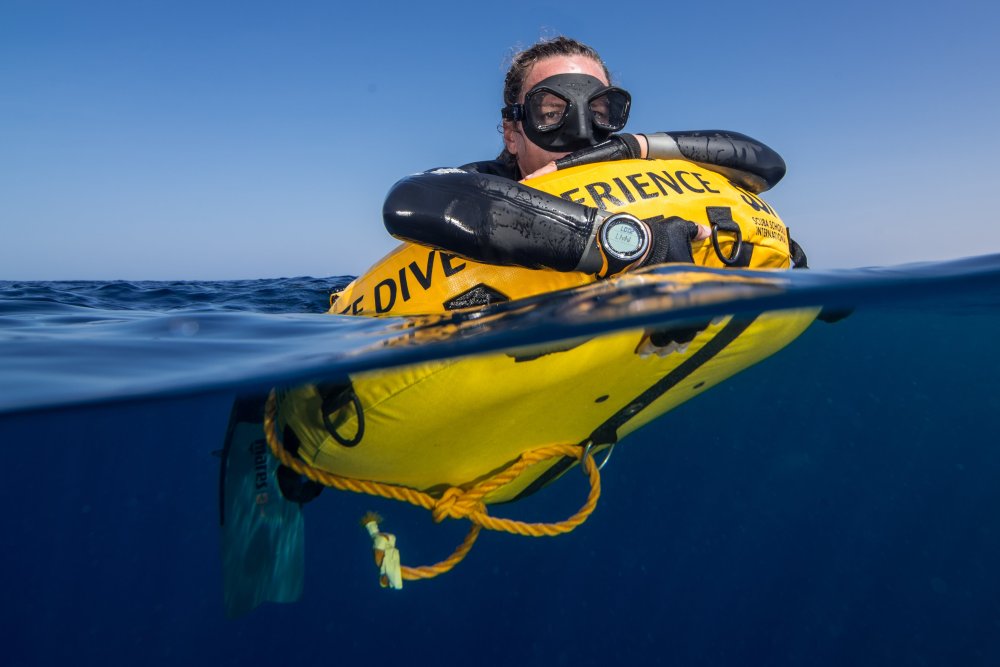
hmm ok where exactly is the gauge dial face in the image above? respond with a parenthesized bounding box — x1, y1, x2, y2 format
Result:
(601, 215, 648, 261)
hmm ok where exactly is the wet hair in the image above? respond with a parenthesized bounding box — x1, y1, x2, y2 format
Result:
(497, 36, 612, 172)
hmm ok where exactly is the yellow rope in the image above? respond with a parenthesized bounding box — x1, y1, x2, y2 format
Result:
(263, 389, 602, 581)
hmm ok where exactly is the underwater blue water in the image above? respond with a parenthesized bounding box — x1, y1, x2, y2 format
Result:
(2, 257, 999, 666)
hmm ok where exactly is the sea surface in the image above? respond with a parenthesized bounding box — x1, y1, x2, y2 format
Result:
(2, 256, 1000, 666)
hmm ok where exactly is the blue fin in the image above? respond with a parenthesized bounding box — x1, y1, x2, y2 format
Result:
(219, 397, 304, 618)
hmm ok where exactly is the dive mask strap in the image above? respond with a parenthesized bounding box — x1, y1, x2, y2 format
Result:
(501, 103, 525, 122)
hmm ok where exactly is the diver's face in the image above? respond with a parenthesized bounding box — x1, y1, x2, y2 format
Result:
(503, 55, 609, 178)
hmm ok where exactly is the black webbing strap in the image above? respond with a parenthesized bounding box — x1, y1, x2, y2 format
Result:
(318, 381, 365, 447)
(706, 206, 754, 267)
(788, 233, 809, 269)
(510, 315, 758, 501)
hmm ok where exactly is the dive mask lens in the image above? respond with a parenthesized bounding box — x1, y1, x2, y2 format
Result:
(589, 87, 631, 131)
(525, 89, 570, 132)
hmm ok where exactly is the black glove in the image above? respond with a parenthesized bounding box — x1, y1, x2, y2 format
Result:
(636, 319, 718, 357)
(641, 216, 699, 267)
(648, 324, 704, 346)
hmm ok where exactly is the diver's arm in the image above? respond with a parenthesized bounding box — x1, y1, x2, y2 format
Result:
(383, 169, 698, 277)
(552, 130, 786, 193)
(384, 169, 597, 272)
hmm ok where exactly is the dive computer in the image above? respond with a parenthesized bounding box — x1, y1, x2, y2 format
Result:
(598, 213, 650, 275)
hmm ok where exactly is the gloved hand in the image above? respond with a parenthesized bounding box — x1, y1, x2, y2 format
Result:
(553, 134, 642, 170)
(635, 317, 722, 357)
(640, 216, 702, 267)
(633, 217, 714, 354)
(526, 134, 643, 180)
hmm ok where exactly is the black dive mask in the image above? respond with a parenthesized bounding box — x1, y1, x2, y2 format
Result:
(501, 73, 631, 152)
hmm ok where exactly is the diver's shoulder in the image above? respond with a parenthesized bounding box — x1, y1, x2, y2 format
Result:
(458, 158, 520, 180)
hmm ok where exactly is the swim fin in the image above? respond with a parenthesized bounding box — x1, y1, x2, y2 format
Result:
(219, 396, 305, 618)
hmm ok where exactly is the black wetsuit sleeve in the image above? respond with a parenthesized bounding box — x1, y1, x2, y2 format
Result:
(645, 130, 786, 192)
(552, 130, 786, 193)
(383, 169, 603, 272)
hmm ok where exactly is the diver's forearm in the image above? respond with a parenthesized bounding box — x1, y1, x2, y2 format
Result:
(383, 169, 603, 272)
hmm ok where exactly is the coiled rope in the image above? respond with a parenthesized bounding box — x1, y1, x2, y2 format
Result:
(263, 389, 602, 584)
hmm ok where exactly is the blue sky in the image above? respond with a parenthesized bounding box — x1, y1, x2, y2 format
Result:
(3, 0, 998, 280)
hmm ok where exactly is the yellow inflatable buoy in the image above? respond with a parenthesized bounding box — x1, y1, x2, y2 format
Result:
(269, 159, 818, 586)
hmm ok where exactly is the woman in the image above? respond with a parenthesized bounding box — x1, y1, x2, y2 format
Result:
(383, 36, 789, 278)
